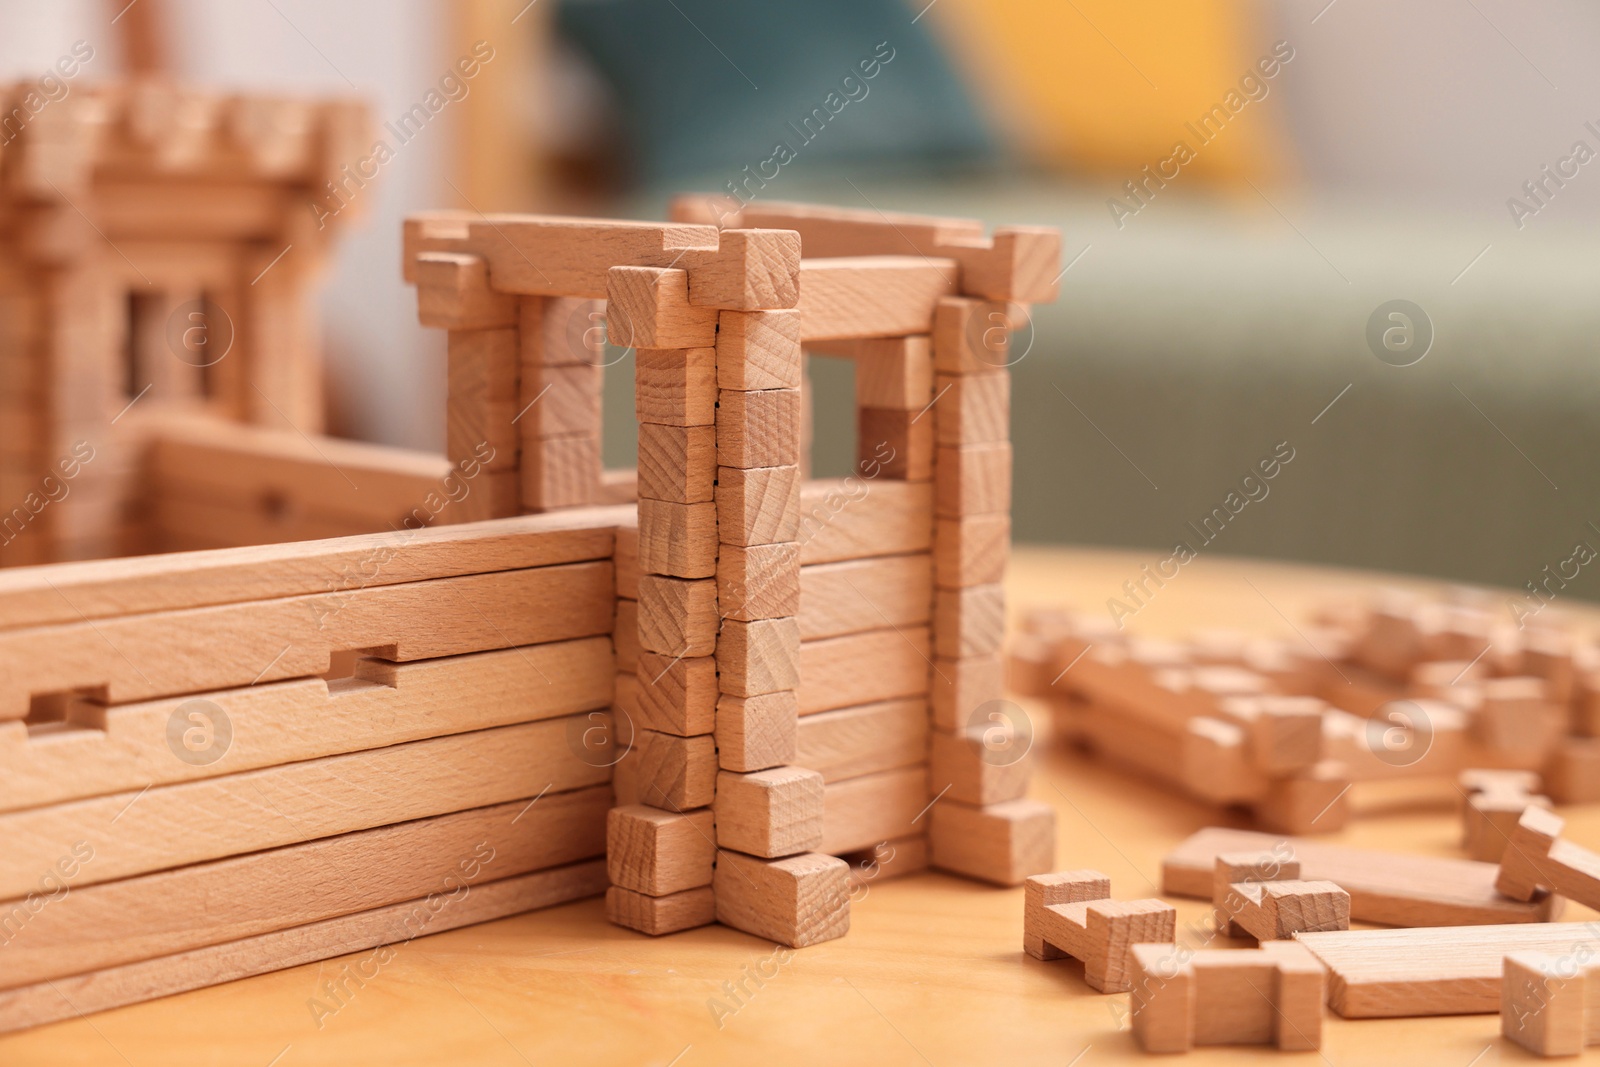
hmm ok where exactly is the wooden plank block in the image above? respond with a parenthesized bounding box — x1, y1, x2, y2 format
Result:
(798, 554, 930, 640)
(713, 849, 851, 948)
(933, 583, 1005, 658)
(719, 617, 802, 698)
(605, 804, 715, 895)
(634, 347, 716, 427)
(932, 371, 1008, 445)
(715, 465, 800, 547)
(624, 729, 716, 812)
(1496, 807, 1600, 911)
(636, 499, 716, 578)
(929, 653, 1004, 732)
(606, 267, 719, 349)
(678, 228, 800, 310)
(716, 309, 802, 390)
(714, 765, 825, 857)
(1023, 870, 1176, 992)
(0, 561, 614, 720)
(934, 442, 1011, 518)
(1502, 952, 1600, 1056)
(0, 637, 614, 812)
(0, 505, 625, 632)
(633, 652, 717, 736)
(1130, 942, 1325, 1051)
(811, 335, 933, 410)
(821, 765, 928, 855)
(797, 479, 932, 565)
(413, 251, 519, 329)
(715, 690, 799, 772)
(403, 211, 720, 298)
(1461, 769, 1549, 862)
(717, 388, 801, 469)
(0, 858, 608, 1036)
(799, 627, 930, 715)
(0, 789, 608, 990)
(636, 423, 715, 503)
(636, 574, 717, 657)
(797, 698, 927, 783)
(933, 515, 1009, 589)
(606, 885, 716, 936)
(1297, 924, 1600, 1018)
(857, 407, 932, 480)
(0, 716, 612, 897)
(1162, 827, 1563, 926)
(718, 542, 801, 622)
(928, 726, 1030, 806)
(797, 256, 958, 342)
(928, 797, 1055, 886)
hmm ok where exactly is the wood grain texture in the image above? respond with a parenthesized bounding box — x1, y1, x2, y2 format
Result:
(1460, 769, 1548, 862)
(633, 652, 718, 736)
(932, 371, 1008, 445)
(636, 499, 716, 578)
(1495, 806, 1600, 910)
(714, 766, 826, 858)
(929, 797, 1056, 886)
(606, 805, 716, 896)
(929, 653, 1005, 731)
(606, 267, 719, 349)
(715, 465, 801, 547)
(713, 849, 850, 948)
(679, 229, 800, 310)
(0, 717, 611, 897)
(624, 729, 716, 812)
(856, 407, 932, 481)
(821, 765, 928, 855)
(1022, 869, 1176, 993)
(634, 347, 716, 427)
(1501, 952, 1600, 1056)
(636, 574, 718, 657)
(521, 433, 600, 511)
(797, 478, 932, 565)
(520, 362, 602, 441)
(933, 515, 1010, 589)
(605, 885, 716, 936)
(718, 617, 802, 698)
(1129, 941, 1325, 1051)
(798, 699, 927, 784)
(520, 295, 605, 367)
(716, 691, 799, 772)
(716, 308, 802, 390)
(413, 252, 518, 329)
(928, 726, 1030, 807)
(933, 583, 1006, 659)
(717, 388, 801, 469)
(798, 627, 930, 715)
(932, 296, 1013, 375)
(811, 335, 933, 410)
(798, 553, 930, 640)
(934, 442, 1012, 518)
(718, 542, 801, 622)
(636, 423, 715, 504)
(797, 257, 958, 342)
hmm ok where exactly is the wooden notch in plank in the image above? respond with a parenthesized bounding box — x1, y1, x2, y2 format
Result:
(1496, 806, 1600, 912)
(606, 267, 718, 349)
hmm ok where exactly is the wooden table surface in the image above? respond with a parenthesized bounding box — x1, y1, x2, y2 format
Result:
(5, 546, 1598, 1065)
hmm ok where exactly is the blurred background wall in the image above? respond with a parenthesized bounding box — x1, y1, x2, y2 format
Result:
(3, 0, 1599, 598)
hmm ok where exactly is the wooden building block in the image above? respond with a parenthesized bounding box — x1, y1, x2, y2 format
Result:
(521, 295, 604, 367)
(628, 729, 716, 812)
(635, 423, 715, 503)
(1502, 952, 1600, 1057)
(856, 407, 932, 480)
(932, 296, 1012, 374)
(613, 599, 641, 667)
(933, 583, 1005, 659)
(1212, 852, 1350, 940)
(614, 519, 640, 599)
(1163, 827, 1563, 927)
(718, 542, 801, 621)
(929, 797, 1055, 886)
(634, 347, 716, 427)
(797, 478, 933, 565)
(821, 765, 929, 855)
(1297, 924, 1600, 1018)
(714, 766, 825, 857)
(713, 850, 850, 948)
(715, 465, 800, 547)
(1129, 941, 1325, 1052)
(679, 228, 801, 310)
(715, 309, 802, 391)
(797, 256, 958, 341)
(934, 443, 1011, 518)
(606, 266, 719, 349)
(414, 251, 518, 329)
(932, 371, 1008, 445)
(799, 628, 930, 715)
(636, 574, 717, 657)
(1546, 738, 1600, 803)
(521, 433, 599, 511)
(719, 617, 802, 697)
(634, 652, 717, 736)
(605, 885, 716, 936)
(636, 499, 717, 578)
(798, 554, 930, 640)
(1496, 807, 1600, 911)
(1253, 761, 1353, 835)
(933, 515, 1010, 589)
(520, 362, 602, 440)
(716, 691, 799, 772)
(1461, 769, 1550, 862)
(797, 698, 927, 783)
(605, 805, 715, 896)
(717, 388, 801, 468)
(929, 653, 1005, 732)
(1021, 869, 1176, 992)
(950, 226, 1061, 303)
(929, 726, 1030, 807)
(822, 335, 934, 410)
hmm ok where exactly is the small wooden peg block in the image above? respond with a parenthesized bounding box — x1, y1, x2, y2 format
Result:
(857, 407, 933, 481)
(717, 388, 802, 468)
(1021, 869, 1176, 992)
(1496, 807, 1600, 910)
(933, 515, 1010, 589)
(715, 691, 799, 772)
(606, 805, 715, 896)
(521, 434, 599, 511)
(715, 309, 802, 390)
(415, 252, 517, 329)
(1502, 951, 1600, 1057)
(606, 885, 716, 936)
(933, 296, 1012, 375)
(635, 348, 717, 427)
(715, 466, 801, 547)
(929, 727, 1030, 807)
(929, 797, 1055, 886)
(606, 266, 719, 349)
(714, 765, 825, 857)
(636, 499, 717, 578)
(933, 583, 1006, 659)
(716, 542, 801, 621)
(636, 575, 717, 658)
(713, 850, 850, 948)
(636, 423, 715, 503)
(1461, 769, 1550, 862)
(934, 442, 1011, 518)
(932, 371, 1008, 445)
(929, 653, 1005, 732)
(633, 652, 717, 736)
(1211, 852, 1349, 940)
(718, 617, 801, 697)
(629, 729, 716, 811)
(680, 228, 801, 310)
(1129, 941, 1326, 1052)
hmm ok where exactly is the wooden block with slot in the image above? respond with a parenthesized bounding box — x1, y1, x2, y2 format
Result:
(1461, 769, 1549, 862)
(679, 228, 801, 310)
(713, 766, 824, 858)
(930, 798, 1055, 886)
(1021, 869, 1176, 992)
(1496, 806, 1600, 910)
(605, 886, 716, 937)
(634, 348, 716, 427)
(1129, 941, 1325, 1052)
(606, 267, 718, 349)
(717, 389, 801, 469)
(1502, 952, 1600, 1057)
(715, 309, 802, 391)
(605, 805, 715, 896)
(713, 850, 850, 948)
(1212, 852, 1350, 940)
(716, 691, 799, 772)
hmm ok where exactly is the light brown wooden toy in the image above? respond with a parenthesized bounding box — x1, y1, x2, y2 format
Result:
(1496, 806, 1600, 911)
(1211, 852, 1350, 940)
(1461, 769, 1550, 862)
(1502, 951, 1600, 1056)
(1128, 941, 1326, 1052)
(1022, 870, 1176, 992)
